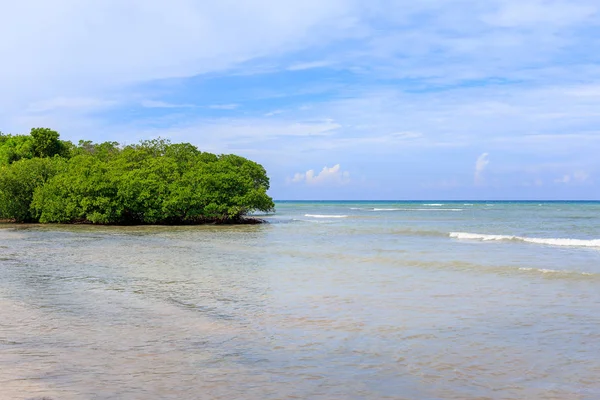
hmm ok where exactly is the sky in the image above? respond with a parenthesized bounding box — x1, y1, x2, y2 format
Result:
(1, 0, 599, 200)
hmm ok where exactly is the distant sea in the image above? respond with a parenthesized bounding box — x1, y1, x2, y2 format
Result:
(1, 201, 599, 399)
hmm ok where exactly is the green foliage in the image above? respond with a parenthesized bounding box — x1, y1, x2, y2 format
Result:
(74, 140, 120, 160)
(31, 155, 120, 224)
(0, 128, 73, 166)
(0, 157, 66, 222)
(0, 134, 35, 165)
(30, 127, 67, 158)
(1, 127, 274, 224)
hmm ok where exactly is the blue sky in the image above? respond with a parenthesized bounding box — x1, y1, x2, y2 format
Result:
(1, 0, 599, 200)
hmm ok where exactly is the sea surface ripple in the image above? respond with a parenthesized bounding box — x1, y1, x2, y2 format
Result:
(1, 201, 599, 399)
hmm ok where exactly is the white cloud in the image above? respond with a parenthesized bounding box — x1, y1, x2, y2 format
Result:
(185, 119, 340, 141)
(289, 164, 350, 186)
(265, 110, 284, 117)
(208, 104, 239, 110)
(1, 0, 599, 198)
(296, 130, 424, 151)
(474, 153, 490, 185)
(104, 118, 343, 156)
(1, 1, 357, 90)
(521, 178, 544, 187)
(27, 97, 116, 113)
(555, 174, 571, 184)
(141, 100, 195, 109)
(574, 171, 590, 182)
(482, 1, 597, 27)
(421, 179, 461, 190)
(0, 0, 359, 131)
(287, 61, 332, 71)
(555, 171, 590, 184)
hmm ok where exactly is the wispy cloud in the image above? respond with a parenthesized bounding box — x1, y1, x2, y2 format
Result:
(482, 1, 597, 27)
(555, 171, 591, 184)
(141, 100, 195, 109)
(287, 61, 332, 71)
(475, 153, 490, 186)
(265, 110, 284, 117)
(208, 104, 239, 110)
(27, 97, 116, 113)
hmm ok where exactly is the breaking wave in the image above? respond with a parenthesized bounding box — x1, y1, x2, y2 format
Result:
(304, 214, 348, 219)
(372, 208, 463, 212)
(449, 232, 600, 248)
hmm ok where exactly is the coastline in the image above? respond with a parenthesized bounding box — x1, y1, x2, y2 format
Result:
(0, 216, 267, 226)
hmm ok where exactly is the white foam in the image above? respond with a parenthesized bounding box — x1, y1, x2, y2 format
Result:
(450, 232, 600, 248)
(304, 214, 348, 219)
(293, 218, 325, 224)
(450, 232, 514, 241)
(424, 203, 444, 206)
(521, 237, 600, 247)
(373, 208, 463, 212)
(519, 267, 559, 274)
(519, 267, 593, 276)
(463, 203, 474, 206)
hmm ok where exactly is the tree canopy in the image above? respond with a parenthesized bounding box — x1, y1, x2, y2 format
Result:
(0, 129, 274, 224)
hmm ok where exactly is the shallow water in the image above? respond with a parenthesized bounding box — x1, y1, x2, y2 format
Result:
(1, 201, 599, 399)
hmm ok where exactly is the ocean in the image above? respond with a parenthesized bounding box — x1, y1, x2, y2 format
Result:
(1, 201, 599, 399)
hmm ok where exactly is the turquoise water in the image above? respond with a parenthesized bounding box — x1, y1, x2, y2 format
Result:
(1, 201, 599, 399)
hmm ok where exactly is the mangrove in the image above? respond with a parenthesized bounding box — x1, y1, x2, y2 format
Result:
(0, 128, 274, 224)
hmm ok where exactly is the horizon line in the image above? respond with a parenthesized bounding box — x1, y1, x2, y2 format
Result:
(273, 199, 600, 202)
